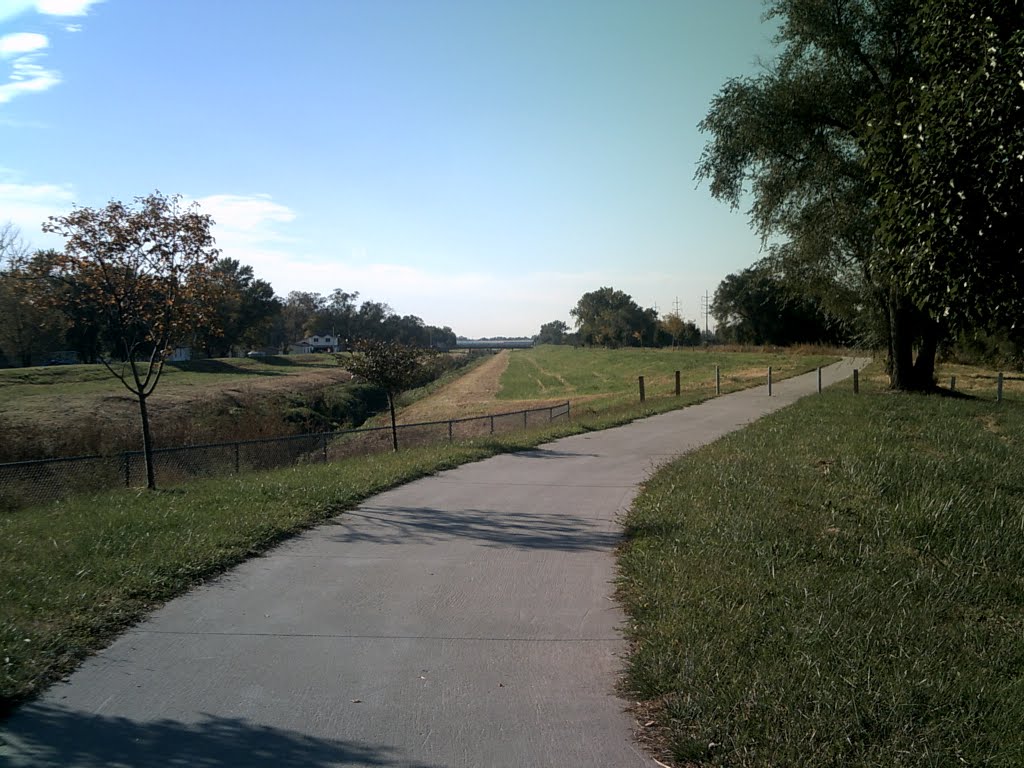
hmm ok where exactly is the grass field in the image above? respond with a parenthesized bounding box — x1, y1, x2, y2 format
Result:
(619, 372, 1024, 766)
(0, 355, 356, 461)
(499, 345, 838, 404)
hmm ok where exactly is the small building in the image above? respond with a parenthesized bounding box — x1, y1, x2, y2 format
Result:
(289, 334, 343, 354)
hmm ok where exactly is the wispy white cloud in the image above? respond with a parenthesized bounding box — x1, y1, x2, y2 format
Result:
(0, 0, 101, 104)
(0, 54, 60, 102)
(35, 0, 102, 16)
(195, 193, 297, 234)
(0, 32, 48, 57)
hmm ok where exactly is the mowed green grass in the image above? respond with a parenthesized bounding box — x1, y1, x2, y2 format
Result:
(619, 374, 1024, 766)
(498, 345, 839, 403)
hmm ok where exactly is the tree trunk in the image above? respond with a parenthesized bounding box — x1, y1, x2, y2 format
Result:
(888, 294, 938, 392)
(138, 393, 157, 489)
(388, 392, 398, 452)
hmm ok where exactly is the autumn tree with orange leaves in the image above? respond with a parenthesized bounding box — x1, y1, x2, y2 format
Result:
(43, 192, 222, 489)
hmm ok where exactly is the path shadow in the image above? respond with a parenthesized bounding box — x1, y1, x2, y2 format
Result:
(513, 448, 600, 459)
(1, 703, 442, 768)
(334, 506, 621, 552)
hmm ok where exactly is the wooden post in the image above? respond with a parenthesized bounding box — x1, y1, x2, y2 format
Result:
(853, 369, 860, 394)
(523, 410, 528, 428)
(123, 452, 130, 488)
(675, 370, 681, 396)
(490, 415, 495, 434)
(817, 367, 822, 394)
(448, 420, 453, 441)
(950, 375, 956, 391)
(235, 442, 241, 473)
(767, 366, 772, 396)
(715, 365, 721, 395)
(320, 434, 327, 463)
(998, 372, 1004, 402)
(638, 376, 646, 403)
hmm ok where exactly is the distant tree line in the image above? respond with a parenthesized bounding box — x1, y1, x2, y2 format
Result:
(0, 222, 457, 369)
(537, 286, 702, 349)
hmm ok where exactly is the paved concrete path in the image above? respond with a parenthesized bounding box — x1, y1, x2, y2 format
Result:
(2, 358, 868, 768)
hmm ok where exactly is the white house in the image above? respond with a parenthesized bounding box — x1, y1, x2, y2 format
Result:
(289, 334, 342, 354)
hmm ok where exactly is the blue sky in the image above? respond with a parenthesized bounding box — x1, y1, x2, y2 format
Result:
(1, 0, 778, 338)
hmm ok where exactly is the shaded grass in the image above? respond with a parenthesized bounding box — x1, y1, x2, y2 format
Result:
(618, 372, 1024, 767)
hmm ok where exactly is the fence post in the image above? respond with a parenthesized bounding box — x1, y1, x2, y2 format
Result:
(549, 406, 553, 422)
(638, 376, 646, 403)
(448, 420, 453, 441)
(767, 366, 773, 396)
(123, 452, 130, 488)
(853, 369, 860, 394)
(235, 442, 241, 473)
(321, 434, 328, 463)
(817, 366, 822, 394)
(675, 370, 681, 396)
(950, 375, 956, 392)
(523, 410, 528, 428)
(490, 415, 495, 434)
(715, 365, 721, 395)
(998, 372, 1004, 402)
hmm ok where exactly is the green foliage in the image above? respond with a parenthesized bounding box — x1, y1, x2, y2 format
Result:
(199, 258, 280, 357)
(866, 0, 1024, 332)
(620, 379, 1024, 765)
(343, 339, 438, 450)
(697, 0, 941, 389)
(535, 319, 571, 345)
(713, 264, 848, 345)
(570, 286, 658, 347)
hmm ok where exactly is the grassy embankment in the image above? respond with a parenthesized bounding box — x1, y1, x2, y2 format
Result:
(0, 347, 837, 713)
(619, 366, 1024, 766)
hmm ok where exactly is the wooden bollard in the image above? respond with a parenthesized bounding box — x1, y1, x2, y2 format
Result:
(950, 375, 956, 391)
(767, 366, 772, 396)
(853, 369, 859, 394)
(638, 375, 646, 403)
(715, 365, 721, 395)
(817, 366, 822, 393)
(675, 370, 681, 396)
(998, 372, 1004, 402)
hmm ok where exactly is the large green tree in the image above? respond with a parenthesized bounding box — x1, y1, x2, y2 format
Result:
(42, 192, 222, 489)
(200, 258, 280, 357)
(570, 287, 655, 348)
(712, 265, 846, 346)
(697, 0, 938, 389)
(0, 227, 65, 367)
(866, 0, 1024, 335)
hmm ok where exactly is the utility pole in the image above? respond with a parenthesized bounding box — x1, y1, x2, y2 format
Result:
(673, 296, 681, 315)
(700, 290, 710, 338)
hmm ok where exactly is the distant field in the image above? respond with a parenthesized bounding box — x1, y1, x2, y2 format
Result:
(498, 345, 839, 404)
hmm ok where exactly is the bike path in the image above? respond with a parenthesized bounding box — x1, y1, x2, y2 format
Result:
(1, 358, 869, 767)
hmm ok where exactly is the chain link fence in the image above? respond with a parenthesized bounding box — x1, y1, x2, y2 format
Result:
(0, 402, 570, 510)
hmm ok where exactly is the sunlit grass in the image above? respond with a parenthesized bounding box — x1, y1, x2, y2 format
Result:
(619, 372, 1024, 766)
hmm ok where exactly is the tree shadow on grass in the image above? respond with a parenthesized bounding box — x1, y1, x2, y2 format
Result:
(1, 703, 442, 768)
(333, 505, 621, 552)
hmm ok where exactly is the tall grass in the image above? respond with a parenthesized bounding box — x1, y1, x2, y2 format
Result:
(619, 376, 1024, 766)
